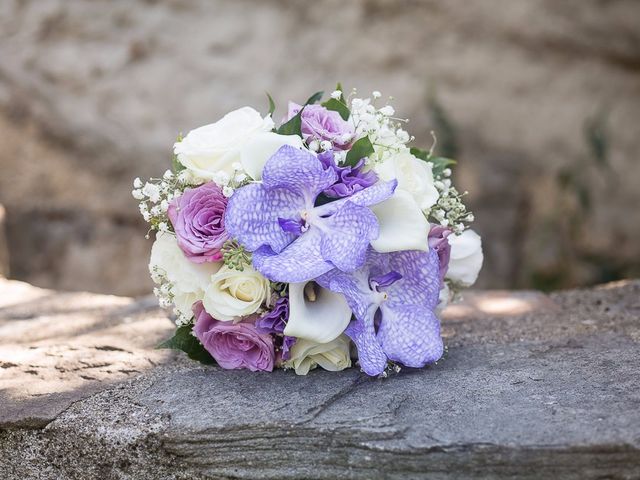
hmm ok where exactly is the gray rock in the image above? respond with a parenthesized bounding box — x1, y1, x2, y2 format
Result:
(1, 279, 639, 479)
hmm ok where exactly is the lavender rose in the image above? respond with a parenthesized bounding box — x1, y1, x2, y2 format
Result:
(317, 150, 378, 198)
(255, 296, 296, 361)
(168, 182, 228, 263)
(428, 224, 452, 285)
(193, 302, 275, 372)
(287, 102, 354, 150)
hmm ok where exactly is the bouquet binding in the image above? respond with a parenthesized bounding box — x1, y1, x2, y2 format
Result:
(133, 85, 483, 377)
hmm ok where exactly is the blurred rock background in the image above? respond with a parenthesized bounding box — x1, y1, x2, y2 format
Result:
(0, 0, 638, 296)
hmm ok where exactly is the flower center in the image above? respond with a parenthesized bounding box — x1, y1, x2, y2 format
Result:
(369, 271, 402, 303)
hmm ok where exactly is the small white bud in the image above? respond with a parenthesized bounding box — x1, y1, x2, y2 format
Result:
(379, 105, 395, 116)
(320, 140, 332, 151)
(372, 91, 381, 99)
(222, 186, 234, 197)
(330, 90, 342, 100)
(133, 177, 143, 189)
(158, 222, 169, 232)
(443, 168, 452, 177)
(160, 199, 169, 212)
(308, 140, 320, 152)
(163, 169, 173, 180)
(132, 189, 144, 200)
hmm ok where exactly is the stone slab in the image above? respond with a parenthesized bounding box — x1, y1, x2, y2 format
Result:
(1, 279, 639, 479)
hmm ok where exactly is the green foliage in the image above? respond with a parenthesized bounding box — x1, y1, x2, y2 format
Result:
(276, 91, 324, 137)
(276, 108, 304, 136)
(409, 147, 457, 176)
(305, 91, 324, 105)
(266, 92, 276, 116)
(321, 82, 350, 120)
(345, 136, 374, 167)
(171, 133, 186, 172)
(157, 326, 216, 365)
(322, 98, 350, 121)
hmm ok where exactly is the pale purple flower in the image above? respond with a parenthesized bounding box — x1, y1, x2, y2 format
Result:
(255, 296, 296, 361)
(168, 182, 228, 263)
(428, 224, 452, 285)
(225, 145, 397, 283)
(317, 248, 443, 376)
(193, 301, 275, 372)
(287, 102, 354, 150)
(317, 150, 378, 198)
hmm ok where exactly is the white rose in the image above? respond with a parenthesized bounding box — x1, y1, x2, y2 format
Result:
(284, 335, 352, 375)
(446, 229, 483, 286)
(374, 151, 439, 211)
(174, 106, 303, 180)
(149, 233, 221, 317)
(203, 265, 271, 321)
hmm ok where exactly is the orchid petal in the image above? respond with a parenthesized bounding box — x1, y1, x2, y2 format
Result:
(240, 132, 304, 181)
(318, 203, 379, 272)
(284, 281, 352, 343)
(262, 145, 337, 198)
(377, 303, 443, 367)
(225, 183, 302, 253)
(387, 248, 441, 310)
(252, 227, 333, 283)
(370, 190, 430, 253)
(346, 305, 387, 376)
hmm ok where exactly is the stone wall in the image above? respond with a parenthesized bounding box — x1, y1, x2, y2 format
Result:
(0, 0, 639, 295)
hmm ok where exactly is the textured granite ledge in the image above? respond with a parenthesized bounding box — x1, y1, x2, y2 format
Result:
(1, 278, 639, 479)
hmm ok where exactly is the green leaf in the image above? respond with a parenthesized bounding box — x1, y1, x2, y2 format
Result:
(276, 106, 304, 136)
(172, 133, 186, 172)
(409, 147, 429, 161)
(345, 136, 374, 167)
(322, 98, 350, 121)
(266, 92, 276, 116)
(305, 91, 324, 105)
(410, 147, 456, 176)
(172, 154, 186, 173)
(429, 156, 457, 176)
(157, 326, 216, 365)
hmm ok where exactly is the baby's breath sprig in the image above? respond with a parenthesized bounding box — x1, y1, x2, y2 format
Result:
(221, 239, 252, 271)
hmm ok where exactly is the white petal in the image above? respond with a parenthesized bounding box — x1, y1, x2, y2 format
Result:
(284, 282, 352, 343)
(370, 190, 430, 252)
(240, 132, 303, 180)
(446, 229, 483, 286)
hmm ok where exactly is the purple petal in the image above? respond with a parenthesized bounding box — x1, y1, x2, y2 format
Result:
(377, 304, 443, 368)
(386, 249, 441, 310)
(370, 271, 402, 290)
(348, 179, 397, 207)
(252, 227, 334, 283)
(318, 202, 379, 272)
(345, 305, 388, 376)
(225, 183, 302, 253)
(262, 145, 338, 198)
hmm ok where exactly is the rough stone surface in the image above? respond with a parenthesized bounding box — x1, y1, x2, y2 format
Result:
(1, 0, 639, 294)
(1, 278, 639, 479)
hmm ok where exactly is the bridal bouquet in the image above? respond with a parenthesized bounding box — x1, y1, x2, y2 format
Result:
(133, 86, 483, 376)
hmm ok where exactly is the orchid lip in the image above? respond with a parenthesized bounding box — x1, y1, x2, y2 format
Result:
(369, 271, 403, 292)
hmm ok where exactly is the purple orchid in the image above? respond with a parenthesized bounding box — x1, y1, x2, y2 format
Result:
(225, 145, 397, 283)
(317, 150, 378, 198)
(316, 248, 443, 376)
(255, 296, 296, 361)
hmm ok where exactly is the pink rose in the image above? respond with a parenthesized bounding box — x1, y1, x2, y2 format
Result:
(192, 302, 275, 372)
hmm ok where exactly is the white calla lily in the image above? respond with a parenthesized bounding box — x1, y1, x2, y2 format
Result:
(370, 190, 430, 253)
(284, 281, 353, 344)
(240, 132, 304, 180)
